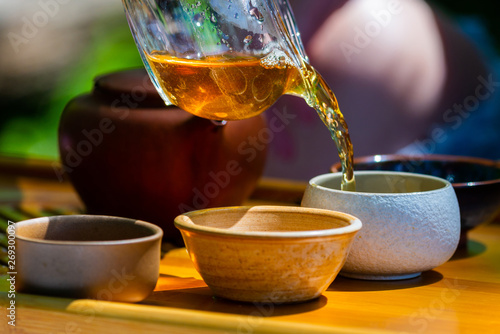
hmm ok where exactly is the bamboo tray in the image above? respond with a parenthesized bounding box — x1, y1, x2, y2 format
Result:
(1, 156, 500, 333)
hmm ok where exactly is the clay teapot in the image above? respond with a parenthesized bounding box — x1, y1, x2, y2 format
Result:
(58, 69, 267, 245)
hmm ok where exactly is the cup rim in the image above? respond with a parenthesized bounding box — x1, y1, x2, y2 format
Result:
(15, 215, 163, 246)
(174, 205, 362, 239)
(310, 171, 452, 196)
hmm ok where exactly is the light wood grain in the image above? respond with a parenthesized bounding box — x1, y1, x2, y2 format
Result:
(1, 156, 500, 333)
(2, 223, 499, 334)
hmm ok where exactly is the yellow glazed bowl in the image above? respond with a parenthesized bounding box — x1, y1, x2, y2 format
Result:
(174, 206, 361, 303)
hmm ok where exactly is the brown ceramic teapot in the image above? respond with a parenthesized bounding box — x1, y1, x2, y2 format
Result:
(58, 69, 267, 245)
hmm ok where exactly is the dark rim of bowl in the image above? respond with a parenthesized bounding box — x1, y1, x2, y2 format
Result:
(331, 154, 500, 187)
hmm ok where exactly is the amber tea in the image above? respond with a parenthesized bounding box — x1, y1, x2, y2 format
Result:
(147, 53, 300, 120)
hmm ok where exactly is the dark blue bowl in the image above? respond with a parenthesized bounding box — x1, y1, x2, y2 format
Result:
(332, 155, 500, 245)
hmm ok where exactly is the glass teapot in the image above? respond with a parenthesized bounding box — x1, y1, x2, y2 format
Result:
(122, 0, 355, 189)
(122, 0, 310, 120)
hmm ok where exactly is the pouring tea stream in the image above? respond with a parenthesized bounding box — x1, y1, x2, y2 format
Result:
(122, 0, 355, 190)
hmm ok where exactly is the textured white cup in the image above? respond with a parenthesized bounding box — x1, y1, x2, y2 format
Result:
(302, 171, 460, 280)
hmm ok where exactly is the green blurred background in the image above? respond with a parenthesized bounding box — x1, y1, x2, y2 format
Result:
(0, 0, 498, 161)
(0, 1, 143, 159)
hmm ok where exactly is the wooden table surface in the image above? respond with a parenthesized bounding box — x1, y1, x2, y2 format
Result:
(1, 156, 499, 334)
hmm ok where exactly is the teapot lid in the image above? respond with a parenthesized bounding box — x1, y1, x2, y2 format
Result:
(93, 68, 166, 108)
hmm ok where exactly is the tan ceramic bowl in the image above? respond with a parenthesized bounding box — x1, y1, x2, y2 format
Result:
(16, 215, 163, 302)
(174, 206, 361, 303)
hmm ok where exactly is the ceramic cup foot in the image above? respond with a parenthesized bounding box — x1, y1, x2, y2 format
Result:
(340, 272, 422, 280)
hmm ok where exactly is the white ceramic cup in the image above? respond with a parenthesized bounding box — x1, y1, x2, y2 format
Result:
(301, 171, 461, 280)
